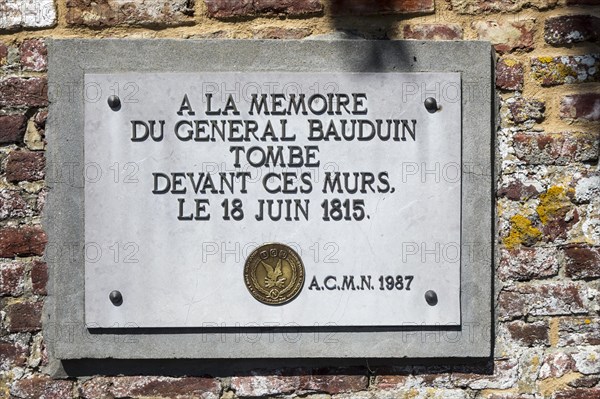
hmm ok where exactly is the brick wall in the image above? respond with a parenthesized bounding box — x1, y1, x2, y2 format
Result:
(0, 0, 599, 398)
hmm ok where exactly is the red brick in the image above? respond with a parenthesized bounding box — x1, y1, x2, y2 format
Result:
(10, 375, 73, 399)
(5, 300, 43, 332)
(531, 54, 600, 86)
(6, 150, 45, 182)
(19, 39, 47, 72)
(0, 341, 28, 369)
(505, 97, 545, 125)
(512, 131, 599, 165)
(0, 262, 25, 296)
(331, 0, 434, 15)
(554, 388, 600, 399)
(473, 20, 535, 53)
(0, 226, 47, 258)
(563, 245, 600, 279)
(498, 247, 558, 281)
(80, 376, 221, 398)
(206, 0, 323, 18)
(300, 373, 368, 394)
(498, 282, 587, 319)
(0, 77, 48, 107)
(558, 317, 600, 346)
(505, 320, 549, 346)
(66, 0, 194, 27)
(252, 27, 313, 39)
(496, 59, 524, 91)
(0, 190, 33, 220)
(403, 23, 462, 40)
(560, 93, 600, 121)
(545, 15, 600, 45)
(0, 114, 26, 145)
(497, 180, 540, 201)
(31, 260, 48, 295)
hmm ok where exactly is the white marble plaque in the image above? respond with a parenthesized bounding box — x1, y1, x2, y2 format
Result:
(84, 72, 462, 328)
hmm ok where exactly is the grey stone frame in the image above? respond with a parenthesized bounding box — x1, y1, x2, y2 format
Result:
(46, 39, 494, 361)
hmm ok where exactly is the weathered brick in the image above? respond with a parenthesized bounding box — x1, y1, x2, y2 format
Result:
(230, 371, 367, 397)
(558, 317, 600, 346)
(554, 388, 600, 399)
(80, 376, 221, 399)
(0, 114, 26, 144)
(0, 190, 33, 220)
(572, 349, 600, 374)
(505, 97, 545, 125)
(0, 77, 47, 107)
(498, 247, 558, 281)
(0, 340, 28, 370)
(31, 260, 47, 295)
(539, 352, 575, 379)
(545, 15, 600, 45)
(505, 320, 549, 346)
(572, 173, 600, 203)
(252, 26, 312, 39)
(536, 186, 579, 241)
(513, 131, 599, 165)
(0, 226, 47, 257)
(0, 41, 7, 65)
(563, 245, 600, 279)
(66, 0, 194, 27)
(496, 59, 524, 90)
(473, 20, 535, 53)
(5, 300, 43, 332)
(566, 0, 600, 4)
(560, 93, 600, 121)
(498, 282, 588, 319)
(0, 262, 24, 296)
(531, 54, 600, 86)
(452, 359, 518, 389)
(206, 0, 323, 18)
(0, 0, 57, 30)
(568, 375, 600, 388)
(331, 0, 433, 15)
(19, 38, 46, 72)
(451, 0, 557, 14)
(6, 150, 45, 182)
(497, 180, 540, 201)
(10, 375, 73, 399)
(403, 23, 462, 40)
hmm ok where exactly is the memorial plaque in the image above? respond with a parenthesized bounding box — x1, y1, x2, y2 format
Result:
(84, 71, 461, 328)
(47, 39, 493, 359)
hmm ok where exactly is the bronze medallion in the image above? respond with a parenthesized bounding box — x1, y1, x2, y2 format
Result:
(244, 243, 305, 305)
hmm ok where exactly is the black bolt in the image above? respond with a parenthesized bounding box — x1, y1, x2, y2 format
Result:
(109, 290, 123, 306)
(425, 290, 438, 306)
(107, 95, 121, 111)
(424, 97, 438, 113)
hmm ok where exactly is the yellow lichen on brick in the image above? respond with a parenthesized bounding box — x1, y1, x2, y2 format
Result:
(538, 56, 554, 63)
(503, 214, 542, 249)
(537, 186, 571, 224)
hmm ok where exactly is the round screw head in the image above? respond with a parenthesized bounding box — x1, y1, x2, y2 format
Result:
(425, 290, 438, 306)
(424, 97, 438, 113)
(109, 290, 123, 306)
(107, 95, 121, 111)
